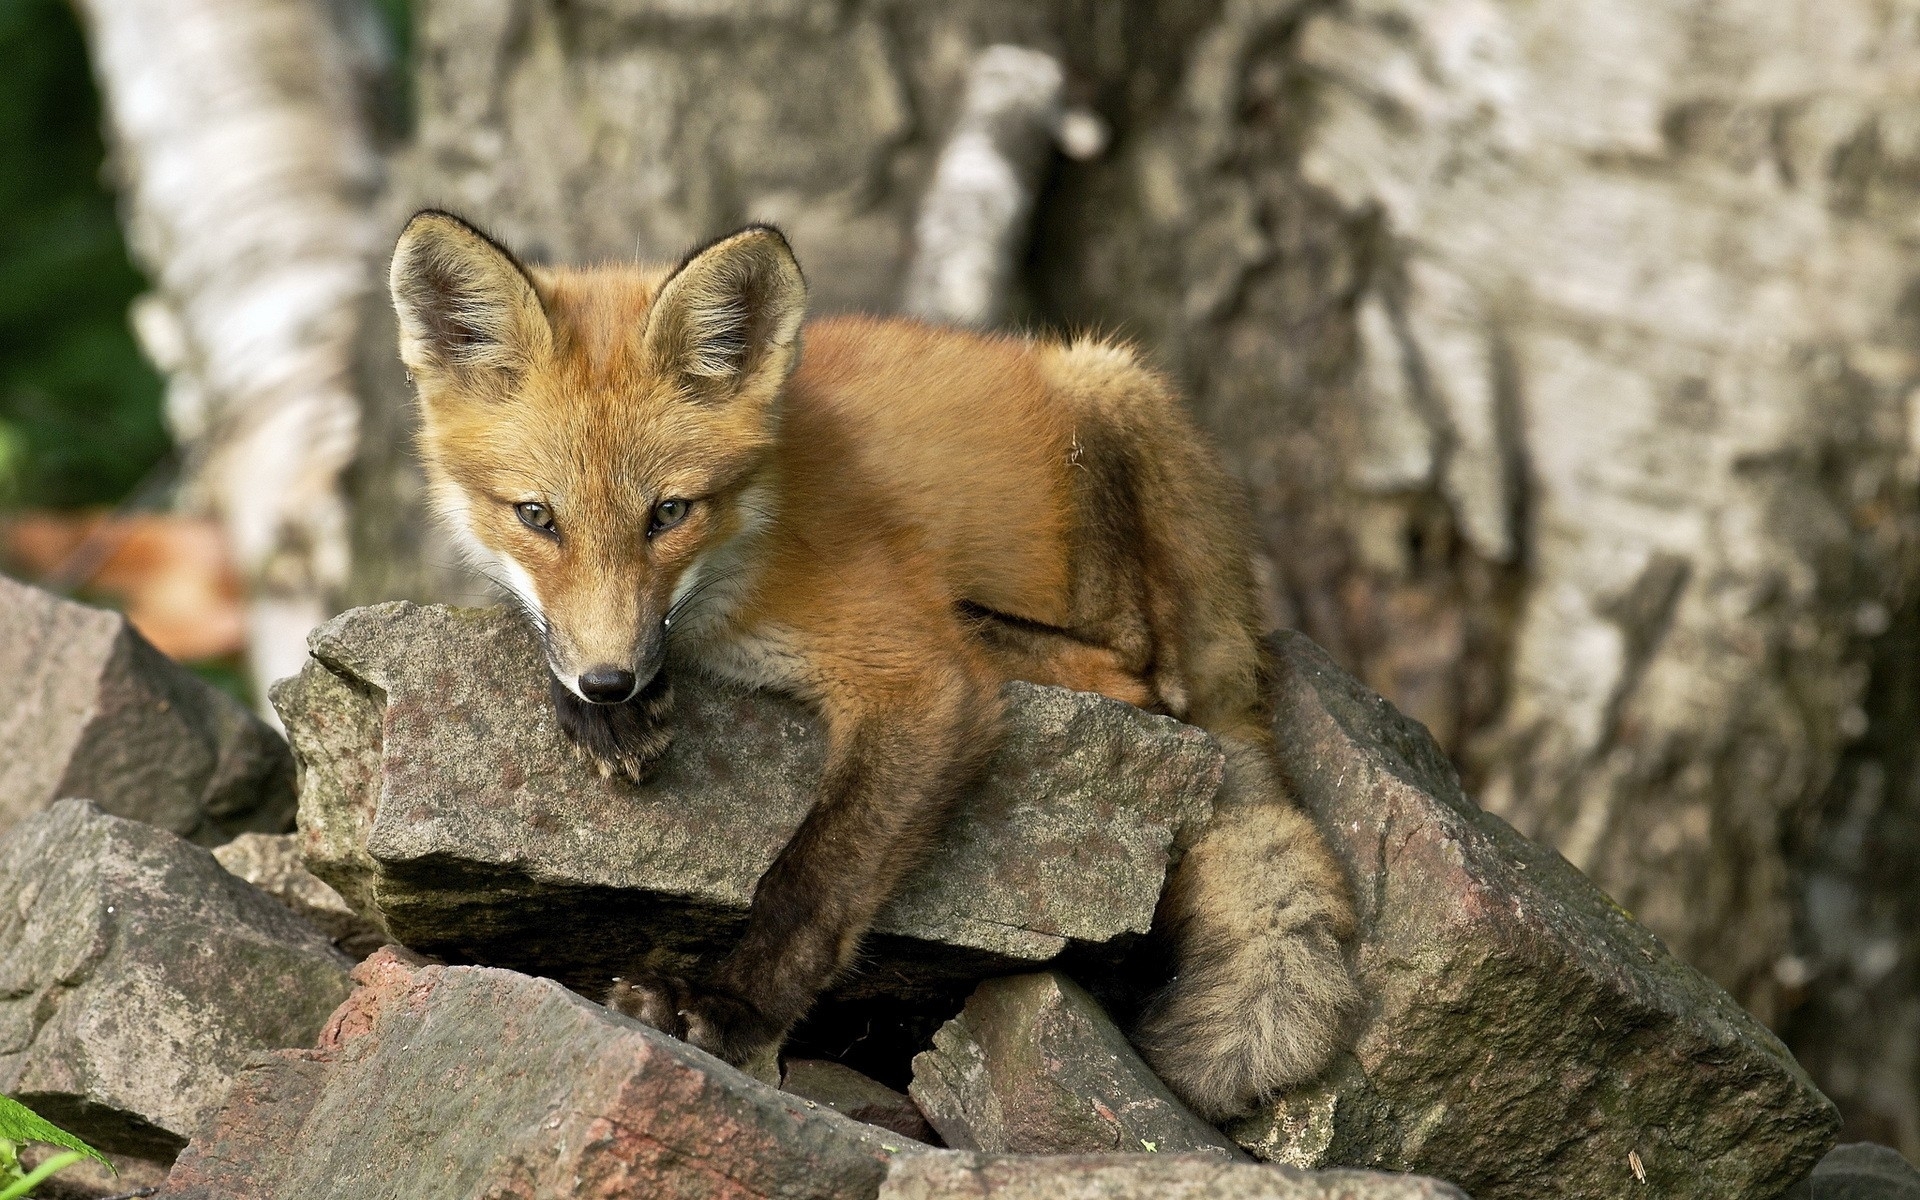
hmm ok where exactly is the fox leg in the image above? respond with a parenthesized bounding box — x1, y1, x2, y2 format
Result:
(1134, 731, 1360, 1121)
(607, 642, 1003, 1070)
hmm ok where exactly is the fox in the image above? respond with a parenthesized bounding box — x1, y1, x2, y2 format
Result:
(387, 209, 1359, 1120)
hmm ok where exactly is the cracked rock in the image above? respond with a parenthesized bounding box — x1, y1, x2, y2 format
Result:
(1229, 633, 1839, 1199)
(878, 1153, 1471, 1199)
(908, 971, 1243, 1159)
(160, 948, 914, 1200)
(0, 574, 295, 844)
(272, 602, 1219, 999)
(0, 800, 352, 1159)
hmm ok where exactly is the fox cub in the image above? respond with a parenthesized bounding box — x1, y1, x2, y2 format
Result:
(389, 211, 1358, 1119)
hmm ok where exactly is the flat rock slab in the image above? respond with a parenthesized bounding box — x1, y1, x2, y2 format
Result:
(0, 574, 294, 843)
(160, 948, 914, 1200)
(879, 1154, 1471, 1199)
(1231, 633, 1840, 1198)
(273, 602, 1219, 997)
(909, 971, 1242, 1159)
(0, 800, 352, 1159)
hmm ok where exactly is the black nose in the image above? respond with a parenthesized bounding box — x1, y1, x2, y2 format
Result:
(578, 666, 637, 704)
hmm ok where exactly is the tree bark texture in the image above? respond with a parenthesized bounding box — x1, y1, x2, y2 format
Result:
(344, 0, 1920, 1153)
(71, 0, 387, 709)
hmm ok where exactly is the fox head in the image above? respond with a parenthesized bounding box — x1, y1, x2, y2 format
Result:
(389, 211, 806, 704)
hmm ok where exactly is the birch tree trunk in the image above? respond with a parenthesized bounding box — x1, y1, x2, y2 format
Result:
(337, 0, 1920, 1154)
(71, 0, 385, 710)
(1043, 0, 1920, 1154)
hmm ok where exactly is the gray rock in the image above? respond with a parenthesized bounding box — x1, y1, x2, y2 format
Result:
(879, 1153, 1471, 1199)
(0, 574, 294, 844)
(272, 602, 1218, 998)
(160, 948, 914, 1200)
(212, 833, 386, 959)
(0, 800, 353, 1159)
(784, 1059, 935, 1145)
(908, 971, 1243, 1159)
(1787, 1143, 1920, 1200)
(1229, 633, 1839, 1198)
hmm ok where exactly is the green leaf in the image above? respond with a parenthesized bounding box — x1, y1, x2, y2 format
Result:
(0, 1149, 84, 1200)
(0, 1096, 108, 1169)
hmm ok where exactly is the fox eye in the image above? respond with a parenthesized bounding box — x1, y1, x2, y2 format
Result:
(515, 502, 556, 535)
(649, 498, 692, 535)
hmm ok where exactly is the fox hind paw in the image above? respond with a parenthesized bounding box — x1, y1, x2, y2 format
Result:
(551, 673, 675, 782)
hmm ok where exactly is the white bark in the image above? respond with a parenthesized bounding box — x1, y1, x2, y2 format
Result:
(72, 0, 382, 709)
(1292, 0, 1920, 1078)
(903, 45, 1106, 327)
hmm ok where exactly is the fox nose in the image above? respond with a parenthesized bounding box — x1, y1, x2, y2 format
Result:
(578, 666, 638, 704)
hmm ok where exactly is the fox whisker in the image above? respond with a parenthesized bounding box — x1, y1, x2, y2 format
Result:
(664, 564, 747, 632)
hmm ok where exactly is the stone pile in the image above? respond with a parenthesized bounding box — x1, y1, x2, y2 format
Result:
(0, 800, 351, 1161)
(0, 581, 1891, 1198)
(269, 602, 1842, 1200)
(159, 948, 1470, 1200)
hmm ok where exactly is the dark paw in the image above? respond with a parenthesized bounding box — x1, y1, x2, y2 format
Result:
(551, 672, 675, 783)
(604, 973, 778, 1067)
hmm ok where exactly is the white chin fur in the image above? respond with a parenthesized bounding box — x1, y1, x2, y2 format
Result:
(430, 480, 554, 640)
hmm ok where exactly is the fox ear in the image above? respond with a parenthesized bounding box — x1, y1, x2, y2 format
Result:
(390, 210, 551, 388)
(643, 226, 806, 405)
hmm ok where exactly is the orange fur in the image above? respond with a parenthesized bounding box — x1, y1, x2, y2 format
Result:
(391, 211, 1358, 1119)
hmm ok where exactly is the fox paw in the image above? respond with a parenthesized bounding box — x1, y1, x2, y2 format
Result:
(551, 673, 675, 782)
(604, 973, 781, 1080)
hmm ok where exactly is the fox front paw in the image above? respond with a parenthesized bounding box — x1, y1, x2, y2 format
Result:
(604, 973, 781, 1080)
(551, 672, 675, 782)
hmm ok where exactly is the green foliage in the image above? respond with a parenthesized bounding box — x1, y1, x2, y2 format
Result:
(0, 1093, 109, 1198)
(372, 0, 412, 84)
(0, 1152, 84, 1200)
(0, 0, 166, 509)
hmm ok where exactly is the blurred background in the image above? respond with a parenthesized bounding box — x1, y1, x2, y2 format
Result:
(2, 0, 1916, 1158)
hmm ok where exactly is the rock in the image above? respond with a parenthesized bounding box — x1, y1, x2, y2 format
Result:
(878, 1153, 1471, 1199)
(784, 1059, 935, 1145)
(159, 947, 914, 1200)
(908, 971, 1243, 1159)
(1787, 1143, 1920, 1200)
(1227, 633, 1839, 1198)
(0, 800, 353, 1160)
(212, 832, 385, 959)
(272, 602, 1218, 999)
(0, 574, 294, 844)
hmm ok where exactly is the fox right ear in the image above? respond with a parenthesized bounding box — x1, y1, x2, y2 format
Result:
(643, 226, 806, 407)
(390, 211, 551, 389)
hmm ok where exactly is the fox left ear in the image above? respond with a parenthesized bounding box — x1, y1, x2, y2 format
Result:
(643, 225, 807, 405)
(390, 210, 552, 393)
